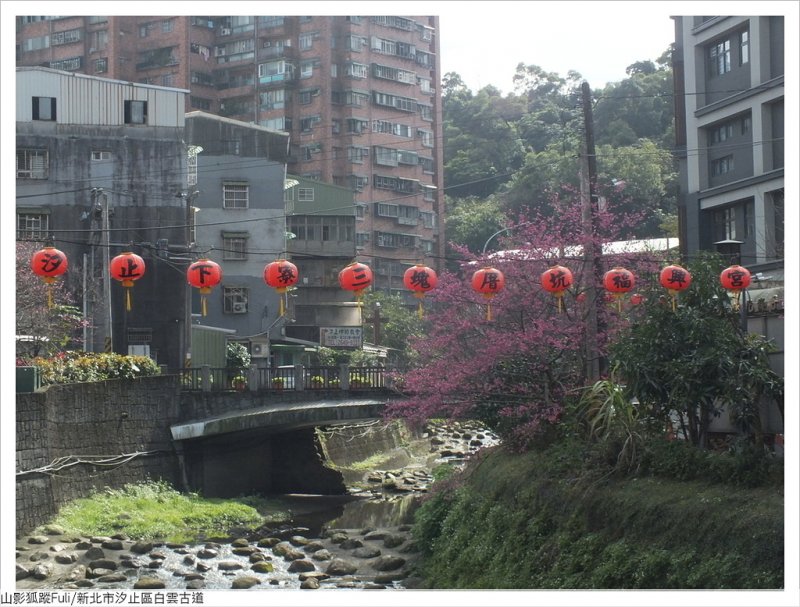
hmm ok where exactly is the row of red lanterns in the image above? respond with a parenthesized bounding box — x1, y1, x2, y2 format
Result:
(31, 246, 753, 318)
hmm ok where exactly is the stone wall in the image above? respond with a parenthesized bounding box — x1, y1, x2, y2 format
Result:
(16, 376, 182, 536)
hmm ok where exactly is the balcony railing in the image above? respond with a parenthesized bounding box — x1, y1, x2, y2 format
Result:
(176, 364, 398, 393)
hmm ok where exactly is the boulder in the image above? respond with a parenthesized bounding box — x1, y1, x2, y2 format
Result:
(134, 577, 166, 589)
(28, 536, 50, 545)
(371, 555, 406, 571)
(251, 561, 274, 574)
(326, 558, 358, 576)
(300, 577, 320, 589)
(196, 548, 218, 559)
(383, 534, 406, 549)
(16, 564, 30, 580)
(311, 549, 333, 561)
(231, 575, 260, 589)
(130, 542, 153, 554)
(288, 559, 316, 573)
(339, 538, 364, 550)
(97, 573, 128, 583)
(186, 579, 205, 589)
(32, 563, 54, 580)
(231, 538, 250, 548)
(84, 547, 105, 560)
(89, 558, 118, 571)
(352, 546, 381, 559)
(289, 535, 310, 546)
(217, 561, 244, 571)
(42, 524, 66, 535)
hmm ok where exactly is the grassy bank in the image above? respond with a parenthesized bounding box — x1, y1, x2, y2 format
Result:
(412, 443, 783, 589)
(47, 480, 288, 543)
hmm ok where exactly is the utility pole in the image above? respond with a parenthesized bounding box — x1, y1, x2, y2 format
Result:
(580, 81, 601, 382)
(364, 302, 382, 346)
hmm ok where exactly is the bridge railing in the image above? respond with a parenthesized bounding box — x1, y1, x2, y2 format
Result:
(175, 364, 399, 393)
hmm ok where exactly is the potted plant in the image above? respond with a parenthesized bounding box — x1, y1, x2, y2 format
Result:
(310, 375, 325, 389)
(231, 375, 247, 391)
(271, 377, 285, 390)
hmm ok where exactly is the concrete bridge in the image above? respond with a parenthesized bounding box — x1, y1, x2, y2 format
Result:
(171, 380, 399, 498)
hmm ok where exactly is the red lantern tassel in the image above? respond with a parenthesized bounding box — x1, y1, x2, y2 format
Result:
(201, 296, 207, 317)
(417, 300, 424, 319)
(279, 296, 285, 317)
(47, 286, 53, 309)
(125, 288, 132, 312)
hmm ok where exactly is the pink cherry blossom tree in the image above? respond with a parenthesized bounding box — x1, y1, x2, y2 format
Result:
(387, 193, 664, 450)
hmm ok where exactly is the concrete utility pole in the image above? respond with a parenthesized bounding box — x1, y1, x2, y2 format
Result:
(580, 81, 601, 382)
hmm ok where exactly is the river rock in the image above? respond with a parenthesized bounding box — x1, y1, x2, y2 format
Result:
(340, 538, 363, 550)
(352, 546, 381, 559)
(28, 550, 50, 561)
(134, 577, 165, 589)
(311, 549, 332, 561)
(383, 534, 406, 549)
(75, 541, 92, 550)
(16, 564, 30, 580)
(375, 571, 406, 584)
(90, 536, 112, 544)
(120, 556, 145, 568)
(249, 552, 267, 563)
(303, 541, 325, 552)
(290, 535, 310, 546)
(232, 546, 258, 556)
(84, 547, 105, 560)
(89, 558, 119, 571)
(217, 560, 244, 571)
(251, 561, 274, 574)
(231, 538, 250, 548)
(65, 564, 87, 582)
(197, 548, 218, 559)
(28, 536, 50, 545)
(326, 558, 358, 576)
(130, 541, 153, 554)
(363, 531, 388, 541)
(146, 560, 163, 569)
(97, 573, 128, 583)
(87, 568, 115, 579)
(32, 562, 54, 579)
(328, 532, 349, 544)
(288, 559, 315, 573)
(257, 537, 280, 548)
(42, 524, 66, 535)
(186, 579, 205, 589)
(183, 555, 196, 566)
(301, 577, 320, 589)
(75, 579, 95, 588)
(231, 575, 260, 589)
(195, 562, 212, 573)
(371, 555, 406, 571)
(49, 543, 67, 553)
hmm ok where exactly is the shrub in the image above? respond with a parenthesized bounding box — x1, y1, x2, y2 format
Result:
(32, 351, 160, 386)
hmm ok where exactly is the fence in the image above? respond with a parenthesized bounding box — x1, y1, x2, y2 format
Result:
(176, 364, 397, 393)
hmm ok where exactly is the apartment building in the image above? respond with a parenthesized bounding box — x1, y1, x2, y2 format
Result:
(16, 66, 190, 368)
(672, 15, 784, 379)
(16, 15, 446, 293)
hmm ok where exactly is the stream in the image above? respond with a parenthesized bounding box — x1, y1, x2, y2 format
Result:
(15, 420, 498, 591)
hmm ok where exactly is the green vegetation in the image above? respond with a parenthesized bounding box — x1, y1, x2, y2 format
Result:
(413, 443, 783, 589)
(25, 351, 161, 386)
(49, 481, 286, 543)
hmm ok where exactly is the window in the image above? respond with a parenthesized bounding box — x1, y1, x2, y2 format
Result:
(190, 96, 211, 110)
(300, 61, 314, 78)
(740, 30, 749, 65)
(50, 29, 82, 46)
(49, 57, 82, 71)
(32, 97, 56, 121)
(420, 210, 435, 227)
(711, 155, 734, 176)
(346, 62, 369, 78)
(298, 187, 314, 202)
(298, 88, 319, 104)
(94, 58, 108, 73)
(89, 30, 108, 52)
(741, 116, 751, 134)
(223, 183, 249, 209)
(91, 151, 111, 161)
(222, 233, 248, 260)
(223, 287, 249, 314)
(17, 212, 49, 239)
(374, 146, 398, 166)
(299, 115, 320, 132)
(709, 39, 731, 76)
(301, 143, 322, 161)
(711, 122, 734, 144)
(259, 89, 286, 110)
(299, 33, 314, 50)
(348, 146, 369, 163)
(124, 100, 148, 124)
(16, 149, 48, 179)
(162, 19, 173, 33)
(397, 149, 418, 165)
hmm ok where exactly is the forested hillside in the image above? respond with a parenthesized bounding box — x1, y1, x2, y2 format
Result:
(442, 51, 677, 255)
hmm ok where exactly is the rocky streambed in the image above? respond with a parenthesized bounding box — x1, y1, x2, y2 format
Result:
(15, 420, 499, 591)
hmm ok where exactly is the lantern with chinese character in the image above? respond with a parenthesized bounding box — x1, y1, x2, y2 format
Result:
(264, 259, 299, 316)
(471, 266, 505, 320)
(338, 261, 373, 300)
(110, 251, 146, 312)
(603, 267, 635, 312)
(31, 246, 68, 308)
(659, 264, 692, 310)
(541, 265, 573, 313)
(403, 264, 438, 318)
(187, 259, 222, 317)
(720, 264, 751, 311)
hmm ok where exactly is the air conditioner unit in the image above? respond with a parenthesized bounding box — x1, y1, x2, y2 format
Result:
(220, 28, 231, 36)
(128, 344, 150, 357)
(251, 340, 269, 358)
(232, 302, 247, 313)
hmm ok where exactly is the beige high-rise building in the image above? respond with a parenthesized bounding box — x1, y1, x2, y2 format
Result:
(16, 15, 446, 291)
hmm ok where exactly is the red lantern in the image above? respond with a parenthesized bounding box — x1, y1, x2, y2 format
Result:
(471, 266, 505, 320)
(264, 259, 299, 316)
(31, 246, 68, 308)
(541, 265, 573, 313)
(403, 264, 438, 318)
(338, 262, 373, 298)
(603, 267, 635, 312)
(659, 264, 691, 310)
(720, 264, 751, 311)
(187, 259, 222, 317)
(110, 251, 146, 312)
